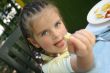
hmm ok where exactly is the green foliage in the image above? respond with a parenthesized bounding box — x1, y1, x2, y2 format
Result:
(0, 0, 8, 12)
(0, 0, 19, 43)
(22, 0, 32, 4)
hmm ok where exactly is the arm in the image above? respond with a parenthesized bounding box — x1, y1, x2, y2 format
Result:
(67, 29, 96, 72)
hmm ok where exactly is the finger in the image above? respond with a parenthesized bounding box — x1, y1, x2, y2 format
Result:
(76, 29, 96, 46)
(67, 40, 75, 53)
(69, 36, 88, 57)
(84, 29, 96, 44)
(73, 32, 91, 50)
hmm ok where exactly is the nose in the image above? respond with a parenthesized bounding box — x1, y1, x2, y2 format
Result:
(51, 29, 60, 40)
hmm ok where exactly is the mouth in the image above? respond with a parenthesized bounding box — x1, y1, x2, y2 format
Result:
(54, 39, 65, 48)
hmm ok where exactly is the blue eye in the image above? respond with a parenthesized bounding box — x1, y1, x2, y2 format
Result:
(41, 30, 48, 36)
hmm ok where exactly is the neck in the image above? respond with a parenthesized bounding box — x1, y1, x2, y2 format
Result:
(43, 47, 68, 57)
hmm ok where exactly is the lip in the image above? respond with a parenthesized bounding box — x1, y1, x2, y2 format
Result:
(54, 39, 65, 48)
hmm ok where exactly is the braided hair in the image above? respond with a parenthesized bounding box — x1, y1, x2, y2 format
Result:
(18, 0, 60, 72)
(18, 0, 49, 72)
(19, 0, 48, 38)
(18, 0, 59, 70)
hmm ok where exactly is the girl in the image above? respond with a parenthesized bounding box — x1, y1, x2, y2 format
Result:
(18, 0, 96, 73)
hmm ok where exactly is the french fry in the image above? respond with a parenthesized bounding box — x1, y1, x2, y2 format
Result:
(94, 3, 110, 19)
(102, 3, 110, 12)
(64, 33, 72, 41)
(94, 8, 99, 13)
(96, 14, 104, 18)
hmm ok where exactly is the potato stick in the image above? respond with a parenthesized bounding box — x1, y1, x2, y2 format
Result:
(64, 33, 72, 41)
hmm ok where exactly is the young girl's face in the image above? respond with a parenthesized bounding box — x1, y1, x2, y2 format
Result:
(30, 6, 68, 54)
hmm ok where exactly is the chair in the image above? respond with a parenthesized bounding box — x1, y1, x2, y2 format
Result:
(0, 26, 41, 73)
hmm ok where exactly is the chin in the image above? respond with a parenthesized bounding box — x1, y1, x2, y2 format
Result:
(59, 47, 68, 53)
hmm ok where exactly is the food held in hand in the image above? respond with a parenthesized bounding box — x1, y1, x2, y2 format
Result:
(64, 33, 72, 41)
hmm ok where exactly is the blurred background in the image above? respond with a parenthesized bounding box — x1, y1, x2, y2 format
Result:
(0, 0, 99, 73)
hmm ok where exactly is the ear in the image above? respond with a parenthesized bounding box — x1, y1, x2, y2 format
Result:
(27, 38, 40, 48)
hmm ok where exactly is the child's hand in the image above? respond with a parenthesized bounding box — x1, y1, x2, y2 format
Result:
(67, 29, 96, 57)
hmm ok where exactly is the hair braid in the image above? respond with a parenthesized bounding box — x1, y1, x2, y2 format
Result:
(19, 0, 48, 38)
(18, 0, 49, 72)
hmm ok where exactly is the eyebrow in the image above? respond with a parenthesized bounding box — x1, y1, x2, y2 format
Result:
(36, 28, 48, 37)
(54, 19, 61, 25)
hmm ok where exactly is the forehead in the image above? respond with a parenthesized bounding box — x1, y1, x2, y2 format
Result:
(32, 5, 59, 23)
(31, 6, 60, 33)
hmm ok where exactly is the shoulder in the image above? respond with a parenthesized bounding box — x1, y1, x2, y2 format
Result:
(42, 52, 74, 73)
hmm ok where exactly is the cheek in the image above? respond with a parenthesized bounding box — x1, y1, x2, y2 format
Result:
(62, 27, 67, 33)
(60, 25, 68, 34)
(39, 37, 52, 49)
